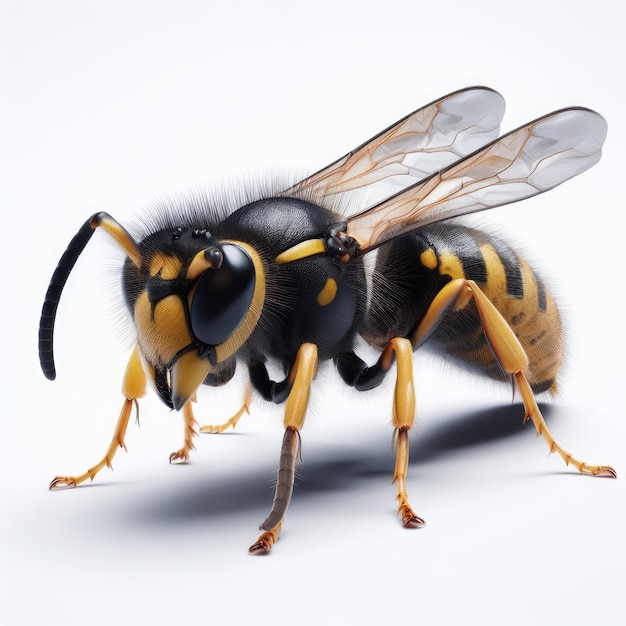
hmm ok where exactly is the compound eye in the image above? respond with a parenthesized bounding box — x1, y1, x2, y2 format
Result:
(190, 244, 256, 347)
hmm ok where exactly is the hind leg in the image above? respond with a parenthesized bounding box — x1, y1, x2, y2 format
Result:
(413, 278, 616, 478)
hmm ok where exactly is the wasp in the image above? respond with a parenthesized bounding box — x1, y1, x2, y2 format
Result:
(39, 86, 616, 554)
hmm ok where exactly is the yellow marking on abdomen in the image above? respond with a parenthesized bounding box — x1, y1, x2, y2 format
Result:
(317, 278, 338, 306)
(478, 243, 507, 304)
(438, 252, 469, 310)
(513, 262, 562, 391)
(479, 251, 562, 392)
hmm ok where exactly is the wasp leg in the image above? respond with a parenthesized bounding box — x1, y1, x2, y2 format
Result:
(199, 380, 253, 434)
(50, 346, 147, 489)
(386, 338, 425, 528)
(249, 343, 318, 555)
(514, 372, 616, 477)
(337, 339, 424, 526)
(248, 358, 291, 403)
(169, 399, 198, 463)
(413, 279, 617, 479)
(248, 430, 299, 555)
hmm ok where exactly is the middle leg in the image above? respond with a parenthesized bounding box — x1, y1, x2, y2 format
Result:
(336, 337, 424, 528)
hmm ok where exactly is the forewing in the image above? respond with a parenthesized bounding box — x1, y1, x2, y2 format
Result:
(284, 86, 506, 199)
(345, 107, 607, 252)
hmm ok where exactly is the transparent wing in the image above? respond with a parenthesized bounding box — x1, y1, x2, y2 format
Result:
(283, 86, 506, 199)
(345, 107, 607, 253)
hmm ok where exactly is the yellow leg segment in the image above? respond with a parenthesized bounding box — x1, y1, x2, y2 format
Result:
(249, 343, 318, 555)
(199, 380, 253, 434)
(50, 347, 146, 489)
(382, 337, 416, 431)
(383, 338, 424, 528)
(414, 279, 616, 479)
(515, 372, 616, 477)
(169, 399, 198, 463)
(394, 429, 425, 527)
(283, 343, 319, 431)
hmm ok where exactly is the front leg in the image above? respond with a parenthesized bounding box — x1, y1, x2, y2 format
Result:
(50, 346, 146, 488)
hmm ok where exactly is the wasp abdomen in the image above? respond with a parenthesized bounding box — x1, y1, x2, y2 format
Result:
(364, 224, 562, 393)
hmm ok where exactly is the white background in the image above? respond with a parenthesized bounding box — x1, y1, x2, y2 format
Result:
(1, 1, 624, 624)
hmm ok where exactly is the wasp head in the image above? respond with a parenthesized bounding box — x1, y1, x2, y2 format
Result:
(124, 225, 265, 410)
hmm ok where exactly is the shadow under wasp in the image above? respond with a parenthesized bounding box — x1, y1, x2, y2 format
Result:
(39, 86, 616, 554)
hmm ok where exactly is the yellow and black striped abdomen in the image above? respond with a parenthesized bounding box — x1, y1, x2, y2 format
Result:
(430, 225, 562, 392)
(363, 224, 562, 394)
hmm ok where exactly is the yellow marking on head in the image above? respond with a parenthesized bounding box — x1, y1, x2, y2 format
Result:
(275, 239, 326, 264)
(150, 253, 182, 280)
(134, 292, 193, 367)
(419, 248, 438, 270)
(316, 278, 338, 306)
(213, 241, 266, 363)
